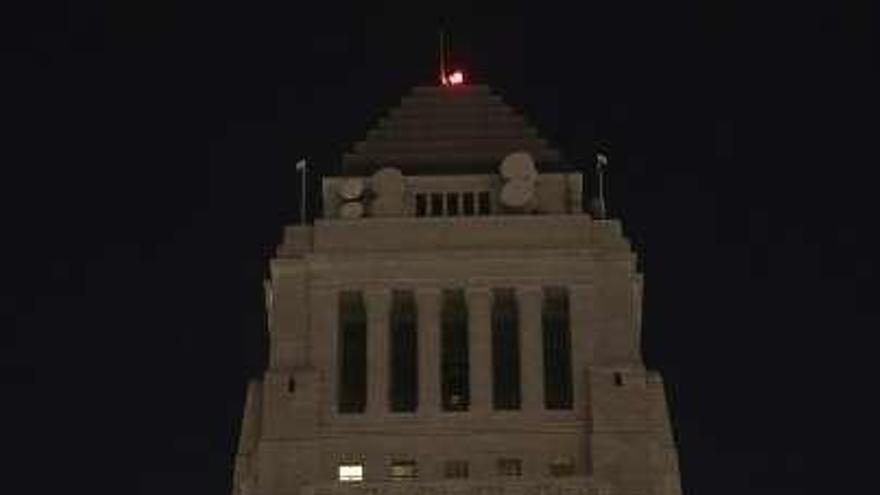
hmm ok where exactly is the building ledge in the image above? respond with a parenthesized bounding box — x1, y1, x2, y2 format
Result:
(275, 217, 631, 257)
(303, 477, 610, 495)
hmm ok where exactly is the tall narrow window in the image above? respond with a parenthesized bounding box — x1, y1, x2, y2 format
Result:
(415, 193, 427, 217)
(338, 291, 367, 413)
(462, 192, 475, 215)
(430, 193, 444, 216)
(492, 288, 521, 410)
(543, 287, 573, 409)
(441, 289, 469, 411)
(446, 192, 460, 216)
(390, 290, 418, 412)
(477, 191, 491, 215)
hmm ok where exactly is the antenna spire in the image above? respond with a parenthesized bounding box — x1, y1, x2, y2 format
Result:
(438, 27, 464, 86)
(439, 28, 446, 85)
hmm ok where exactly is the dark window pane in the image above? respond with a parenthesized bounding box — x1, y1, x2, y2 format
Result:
(462, 193, 475, 215)
(338, 291, 367, 413)
(430, 193, 444, 216)
(497, 458, 522, 477)
(478, 191, 491, 215)
(492, 288, 520, 410)
(442, 289, 469, 411)
(446, 192, 460, 216)
(415, 194, 427, 217)
(444, 460, 469, 479)
(390, 290, 418, 412)
(549, 457, 575, 477)
(543, 287, 573, 410)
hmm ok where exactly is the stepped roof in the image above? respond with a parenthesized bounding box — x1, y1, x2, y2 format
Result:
(342, 84, 564, 175)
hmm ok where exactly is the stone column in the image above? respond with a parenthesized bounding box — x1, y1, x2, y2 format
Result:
(310, 288, 337, 418)
(365, 288, 391, 418)
(466, 287, 492, 415)
(517, 286, 544, 413)
(569, 284, 593, 413)
(416, 288, 441, 417)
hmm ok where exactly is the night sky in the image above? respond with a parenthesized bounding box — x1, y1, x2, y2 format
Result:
(3, 2, 875, 494)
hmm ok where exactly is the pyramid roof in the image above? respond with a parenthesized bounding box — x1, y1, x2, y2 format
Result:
(342, 85, 564, 175)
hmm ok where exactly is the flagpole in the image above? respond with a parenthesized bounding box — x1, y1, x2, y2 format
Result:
(596, 152, 608, 219)
(297, 159, 307, 224)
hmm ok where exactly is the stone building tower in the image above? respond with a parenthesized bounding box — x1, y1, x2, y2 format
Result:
(232, 85, 682, 495)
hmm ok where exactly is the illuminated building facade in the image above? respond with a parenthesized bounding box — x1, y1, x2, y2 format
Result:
(232, 84, 682, 495)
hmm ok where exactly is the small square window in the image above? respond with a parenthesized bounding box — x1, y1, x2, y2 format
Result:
(462, 193, 475, 215)
(549, 456, 575, 477)
(415, 194, 427, 217)
(389, 460, 418, 480)
(338, 464, 364, 482)
(497, 458, 522, 477)
(443, 460, 469, 479)
(477, 191, 491, 215)
(446, 192, 460, 216)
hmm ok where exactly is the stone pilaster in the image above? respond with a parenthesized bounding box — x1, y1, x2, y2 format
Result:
(416, 288, 442, 417)
(517, 286, 544, 413)
(310, 288, 337, 417)
(365, 288, 391, 417)
(569, 284, 593, 413)
(466, 287, 492, 415)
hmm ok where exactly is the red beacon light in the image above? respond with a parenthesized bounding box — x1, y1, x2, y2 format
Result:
(441, 70, 465, 86)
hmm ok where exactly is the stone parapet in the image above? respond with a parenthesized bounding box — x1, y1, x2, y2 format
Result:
(302, 477, 610, 495)
(307, 216, 600, 254)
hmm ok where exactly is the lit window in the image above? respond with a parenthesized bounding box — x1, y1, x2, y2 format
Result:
(497, 458, 522, 477)
(549, 456, 575, 477)
(338, 463, 364, 482)
(444, 460, 469, 479)
(389, 460, 418, 480)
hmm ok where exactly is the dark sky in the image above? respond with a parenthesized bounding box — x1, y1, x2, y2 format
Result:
(2, 2, 875, 494)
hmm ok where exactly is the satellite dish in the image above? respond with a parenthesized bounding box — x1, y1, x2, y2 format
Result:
(500, 151, 537, 181)
(337, 178, 365, 200)
(339, 201, 365, 219)
(500, 179, 536, 210)
(372, 167, 405, 194)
